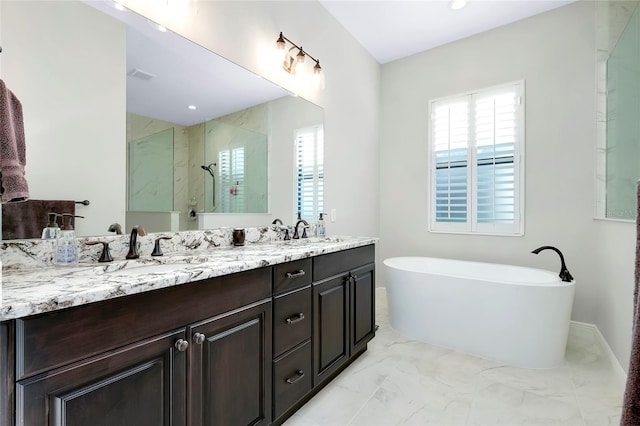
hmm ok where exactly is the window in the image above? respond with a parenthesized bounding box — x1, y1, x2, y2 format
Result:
(295, 125, 324, 222)
(429, 81, 524, 235)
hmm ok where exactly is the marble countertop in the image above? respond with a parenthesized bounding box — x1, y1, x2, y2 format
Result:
(0, 236, 377, 321)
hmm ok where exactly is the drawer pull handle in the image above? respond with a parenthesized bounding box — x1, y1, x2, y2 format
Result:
(285, 313, 305, 324)
(175, 339, 189, 352)
(286, 269, 306, 279)
(285, 370, 305, 385)
(193, 333, 206, 345)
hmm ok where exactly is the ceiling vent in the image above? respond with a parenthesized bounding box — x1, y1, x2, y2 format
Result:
(127, 68, 156, 81)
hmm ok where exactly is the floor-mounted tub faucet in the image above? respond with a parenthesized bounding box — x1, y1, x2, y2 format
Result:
(531, 246, 574, 282)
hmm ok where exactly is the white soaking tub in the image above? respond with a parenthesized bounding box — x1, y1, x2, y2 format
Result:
(383, 256, 575, 368)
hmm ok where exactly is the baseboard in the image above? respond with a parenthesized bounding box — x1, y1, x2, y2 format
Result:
(570, 321, 627, 385)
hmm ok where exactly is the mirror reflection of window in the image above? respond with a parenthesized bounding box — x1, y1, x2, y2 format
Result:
(219, 148, 245, 213)
(295, 125, 324, 222)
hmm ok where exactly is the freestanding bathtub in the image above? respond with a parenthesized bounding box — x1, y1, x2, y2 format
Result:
(383, 256, 575, 368)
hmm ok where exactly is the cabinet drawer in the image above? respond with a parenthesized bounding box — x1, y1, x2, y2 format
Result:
(273, 286, 312, 357)
(274, 258, 312, 294)
(313, 245, 375, 281)
(273, 340, 312, 420)
(16, 267, 271, 380)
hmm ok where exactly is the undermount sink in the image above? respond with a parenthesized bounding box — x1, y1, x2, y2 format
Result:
(281, 236, 346, 245)
(105, 262, 194, 276)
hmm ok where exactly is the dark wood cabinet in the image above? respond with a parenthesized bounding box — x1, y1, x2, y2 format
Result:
(189, 300, 272, 426)
(350, 263, 376, 356)
(0, 245, 375, 426)
(7, 268, 272, 426)
(312, 246, 376, 388)
(312, 275, 350, 385)
(16, 329, 187, 426)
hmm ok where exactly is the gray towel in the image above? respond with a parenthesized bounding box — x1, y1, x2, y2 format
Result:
(621, 182, 640, 425)
(0, 79, 29, 203)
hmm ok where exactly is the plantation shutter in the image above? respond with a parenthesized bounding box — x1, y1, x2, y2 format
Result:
(432, 97, 470, 230)
(218, 147, 245, 213)
(295, 126, 324, 222)
(430, 81, 523, 235)
(474, 89, 519, 232)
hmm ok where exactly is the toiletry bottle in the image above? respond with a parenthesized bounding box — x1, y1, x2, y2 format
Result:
(316, 213, 326, 237)
(55, 213, 79, 266)
(41, 212, 61, 240)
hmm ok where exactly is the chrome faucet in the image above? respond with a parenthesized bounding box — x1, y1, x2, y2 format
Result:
(531, 246, 573, 282)
(126, 226, 146, 259)
(293, 219, 309, 239)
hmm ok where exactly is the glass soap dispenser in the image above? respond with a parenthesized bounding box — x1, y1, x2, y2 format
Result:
(41, 212, 60, 240)
(55, 213, 78, 266)
(316, 212, 326, 237)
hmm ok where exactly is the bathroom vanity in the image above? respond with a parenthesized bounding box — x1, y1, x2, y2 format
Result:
(0, 234, 376, 425)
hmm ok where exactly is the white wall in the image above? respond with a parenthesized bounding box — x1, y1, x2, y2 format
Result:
(380, 1, 634, 370)
(120, 0, 381, 238)
(0, 1, 126, 236)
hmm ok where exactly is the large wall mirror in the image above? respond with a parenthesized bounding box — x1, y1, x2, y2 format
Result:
(596, 1, 640, 220)
(0, 0, 324, 238)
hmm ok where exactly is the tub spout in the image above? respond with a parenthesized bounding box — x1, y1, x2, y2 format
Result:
(531, 246, 573, 282)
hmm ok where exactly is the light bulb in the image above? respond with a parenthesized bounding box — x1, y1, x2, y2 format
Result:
(296, 49, 305, 64)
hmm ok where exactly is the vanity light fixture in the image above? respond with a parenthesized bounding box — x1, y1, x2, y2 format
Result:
(275, 32, 324, 89)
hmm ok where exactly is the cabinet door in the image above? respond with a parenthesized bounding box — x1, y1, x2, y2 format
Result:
(350, 264, 376, 355)
(189, 299, 272, 426)
(312, 275, 349, 387)
(16, 329, 187, 426)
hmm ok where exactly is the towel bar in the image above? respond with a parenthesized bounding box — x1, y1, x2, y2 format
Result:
(75, 200, 90, 206)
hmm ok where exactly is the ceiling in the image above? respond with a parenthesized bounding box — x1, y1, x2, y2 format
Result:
(319, 0, 578, 64)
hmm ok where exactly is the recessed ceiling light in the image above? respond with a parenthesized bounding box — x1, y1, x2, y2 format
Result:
(112, 1, 126, 11)
(449, 0, 467, 11)
(188, 105, 197, 110)
(147, 19, 167, 32)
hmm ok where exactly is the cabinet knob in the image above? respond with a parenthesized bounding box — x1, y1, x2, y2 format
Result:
(175, 339, 189, 352)
(193, 333, 206, 345)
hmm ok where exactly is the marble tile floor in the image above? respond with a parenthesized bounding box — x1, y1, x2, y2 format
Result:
(284, 287, 625, 426)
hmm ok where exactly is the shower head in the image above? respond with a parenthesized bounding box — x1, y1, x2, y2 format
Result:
(201, 163, 216, 178)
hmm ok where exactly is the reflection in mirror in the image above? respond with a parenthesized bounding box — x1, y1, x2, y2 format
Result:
(128, 128, 174, 212)
(0, 0, 324, 238)
(597, 1, 640, 220)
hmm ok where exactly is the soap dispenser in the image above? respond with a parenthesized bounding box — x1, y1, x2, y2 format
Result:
(41, 212, 61, 240)
(55, 213, 79, 266)
(316, 212, 326, 237)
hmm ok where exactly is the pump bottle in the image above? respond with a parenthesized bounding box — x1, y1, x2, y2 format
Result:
(316, 212, 326, 237)
(41, 212, 61, 240)
(55, 214, 79, 266)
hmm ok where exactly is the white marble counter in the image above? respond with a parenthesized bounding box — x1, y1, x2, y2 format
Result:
(0, 236, 377, 321)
